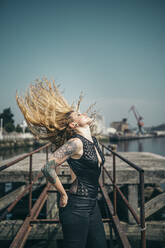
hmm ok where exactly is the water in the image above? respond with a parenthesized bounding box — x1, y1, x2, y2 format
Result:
(0, 146, 35, 161)
(1, 136, 165, 161)
(109, 136, 165, 157)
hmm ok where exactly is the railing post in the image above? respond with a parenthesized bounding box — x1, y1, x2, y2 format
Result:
(112, 153, 117, 216)
(139, 171, 146, 248)
(112, 145, 117, 215)
(29, 154, 33, 216)
(102, 145, 105, 185)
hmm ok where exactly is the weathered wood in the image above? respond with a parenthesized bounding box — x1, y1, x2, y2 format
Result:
(1, 152, 165, 184)
(0, 185, 25, 211)
(0, 220, 164, 241)
(0, 151, 165, 244)
(0, 153, 71, 183)
(104, 152, 165, 185)
(0, 181, 46, 211)
(128, 185, 138, 224)
(140, 192, 165, 219)
(0, 220, 62, 240)
(46, 190, 58, 219)
(46, 189, 59, 248)
(121, 221, 165, 241)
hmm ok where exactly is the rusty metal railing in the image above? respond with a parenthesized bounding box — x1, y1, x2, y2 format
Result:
(0, 142, 51, 221)
(0, 142, 146, 248)
(100, 143, 146, 248)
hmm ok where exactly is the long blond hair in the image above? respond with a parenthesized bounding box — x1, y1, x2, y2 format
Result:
(16, 78, 95, 148)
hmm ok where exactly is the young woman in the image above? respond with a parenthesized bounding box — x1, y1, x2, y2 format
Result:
(16, 79, 107, 248)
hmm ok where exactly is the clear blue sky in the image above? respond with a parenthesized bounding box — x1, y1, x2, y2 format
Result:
(0, 0, 165, 127)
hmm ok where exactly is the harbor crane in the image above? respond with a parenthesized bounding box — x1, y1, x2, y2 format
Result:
(129, 105, 144, 134)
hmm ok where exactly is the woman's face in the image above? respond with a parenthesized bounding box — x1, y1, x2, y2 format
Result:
(70, 111, 93, 127)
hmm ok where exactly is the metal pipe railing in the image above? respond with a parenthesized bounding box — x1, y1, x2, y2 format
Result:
(102, 144, 144, 172)
(9, 183, 51, 248)
(99, 181, 131, 248)
(0, 141, 146, 248)
(0, 142, 51, 172)
(29, 154, 33, 216)
(139, 171, 146, 248)
(103, 165, 141, 225)
(112, 153, 116, 216)
(101, 143, 146, 248)
(0, 172, 43, 221)
(0, 142, 52, 221)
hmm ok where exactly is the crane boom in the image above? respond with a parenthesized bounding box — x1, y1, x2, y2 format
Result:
(129, 105, 144, 134)
(129, 105, 139, 122)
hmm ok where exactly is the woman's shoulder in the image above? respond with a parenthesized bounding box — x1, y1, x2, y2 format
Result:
(66, 137, 83, 158)
(68, 137, 83, 150)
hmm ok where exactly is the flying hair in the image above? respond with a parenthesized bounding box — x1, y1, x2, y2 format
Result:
(16, 78, 96, 148)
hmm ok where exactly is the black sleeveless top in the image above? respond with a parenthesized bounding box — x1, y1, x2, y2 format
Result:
(67, 134, 105, 199)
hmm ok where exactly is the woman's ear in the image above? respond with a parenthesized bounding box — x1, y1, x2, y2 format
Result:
(69, 122, 75, 129)
(69, 122, 78, 129)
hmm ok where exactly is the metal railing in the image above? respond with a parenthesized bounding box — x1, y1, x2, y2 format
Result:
(0, 142, 146, 248)
(0, 142, 51, 221)
(100, 143, 146, 248)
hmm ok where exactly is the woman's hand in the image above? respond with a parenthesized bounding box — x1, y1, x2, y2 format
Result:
(60, 193, 68, 207)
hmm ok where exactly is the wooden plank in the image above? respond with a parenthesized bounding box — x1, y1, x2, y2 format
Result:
(140, 192, 165, 219)
(0, 185, 25, 211)
(0, 181, 46, 211)
(1, 152, 165, 184)
(128, 185, 138, 224)
(121, 221, 165, 241)
(0, 220, 165, 241)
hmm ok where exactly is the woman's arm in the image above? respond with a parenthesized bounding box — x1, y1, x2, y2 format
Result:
(41, 138, 81, 206)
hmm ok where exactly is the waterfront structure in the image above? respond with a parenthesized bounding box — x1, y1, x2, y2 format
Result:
(0, 144, 165, 247)
(110, 119, 129, 134)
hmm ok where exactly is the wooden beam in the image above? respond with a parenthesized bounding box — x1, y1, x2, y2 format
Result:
(140, 192, 165, 219)
(0, 220, 165, 241)
(121, 221, 165, 241)
(0, 185, 25, 211)
(128, 184, 138, 224)
(0, 183, 45, 211)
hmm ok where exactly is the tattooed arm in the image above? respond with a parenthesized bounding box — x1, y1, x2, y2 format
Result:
(42, 138, 80, 183)
(41, 138, 81, 206)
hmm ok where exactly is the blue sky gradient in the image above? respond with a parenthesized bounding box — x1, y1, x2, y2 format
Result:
(0, 0, 165, 127)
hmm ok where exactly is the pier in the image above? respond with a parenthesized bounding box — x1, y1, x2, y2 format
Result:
(0, 144, 165, 247)
(109, 132, 165, 142)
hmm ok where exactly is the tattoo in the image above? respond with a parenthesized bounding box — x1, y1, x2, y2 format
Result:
(52, 139, 79, 160)
(41, 139, 79, 184)
(41, 160, 57, 184)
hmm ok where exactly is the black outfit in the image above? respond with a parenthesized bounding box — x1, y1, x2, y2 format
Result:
(59, 134, 107, 248)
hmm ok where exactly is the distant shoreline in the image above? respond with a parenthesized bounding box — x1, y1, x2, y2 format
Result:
(0, 138, 45, 150)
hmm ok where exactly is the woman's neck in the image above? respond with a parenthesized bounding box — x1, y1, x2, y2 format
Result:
(75, 126, 93, 142)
